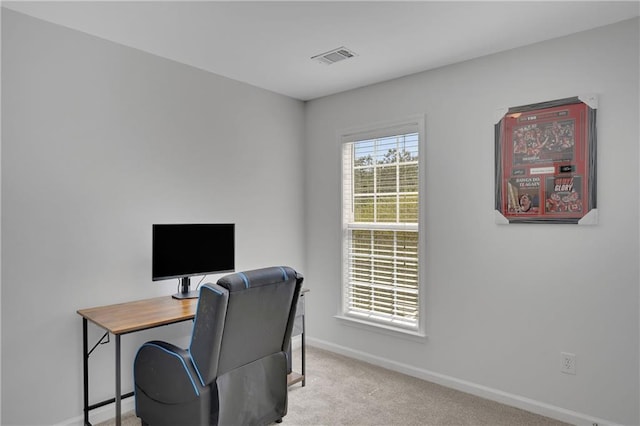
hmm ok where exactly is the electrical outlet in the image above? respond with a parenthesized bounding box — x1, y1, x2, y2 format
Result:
(561, 352, 576, 375)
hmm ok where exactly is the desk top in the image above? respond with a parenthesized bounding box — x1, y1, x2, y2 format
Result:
(77, 296, 198, 335)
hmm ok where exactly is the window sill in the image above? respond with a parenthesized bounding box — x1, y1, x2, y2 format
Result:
(335, 315, 427, 343)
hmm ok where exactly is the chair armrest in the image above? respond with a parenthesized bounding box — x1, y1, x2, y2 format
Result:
(134, 341, 202, 404)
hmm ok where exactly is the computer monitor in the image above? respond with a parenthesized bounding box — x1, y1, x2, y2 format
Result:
(152, 223, 235, 299)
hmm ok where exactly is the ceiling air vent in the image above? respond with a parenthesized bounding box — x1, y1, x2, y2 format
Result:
(311, 46, 358, 65)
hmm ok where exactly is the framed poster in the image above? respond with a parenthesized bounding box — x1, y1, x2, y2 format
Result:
(495, 96, 597, 224)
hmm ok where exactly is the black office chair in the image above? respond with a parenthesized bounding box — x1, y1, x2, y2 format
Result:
(133, 266, 303, 426)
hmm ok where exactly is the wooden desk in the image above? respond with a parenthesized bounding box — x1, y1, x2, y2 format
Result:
(78, 296, 198, 426)
(78, 292, 307, 426)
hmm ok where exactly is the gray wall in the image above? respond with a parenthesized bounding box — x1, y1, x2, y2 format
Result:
(1, 9, 305, 425)
(303, 18, 639, 425)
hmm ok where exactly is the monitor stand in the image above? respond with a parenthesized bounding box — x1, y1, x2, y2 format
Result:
(172, 277, 199, 299)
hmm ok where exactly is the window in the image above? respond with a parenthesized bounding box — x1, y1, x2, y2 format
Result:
(341, 118, 424, 333)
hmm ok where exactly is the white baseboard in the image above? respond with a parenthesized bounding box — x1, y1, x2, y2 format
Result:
(56, 336, 619, 426)
(55, 398, 135, 426)
(307, 337, 621, 426)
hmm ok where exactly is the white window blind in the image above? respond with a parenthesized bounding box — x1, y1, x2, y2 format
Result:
(342, 130, 421, 331)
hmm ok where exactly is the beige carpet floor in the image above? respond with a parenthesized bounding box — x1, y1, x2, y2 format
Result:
(101, 346, 569, 425)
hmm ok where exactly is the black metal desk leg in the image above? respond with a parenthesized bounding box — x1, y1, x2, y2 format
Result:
(83, 318, 91, 426)
(301, 315, 306, 387)
(115, 334, 121, 426)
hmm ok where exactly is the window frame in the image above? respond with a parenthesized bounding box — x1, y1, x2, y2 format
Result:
(337, 115, 427, 338)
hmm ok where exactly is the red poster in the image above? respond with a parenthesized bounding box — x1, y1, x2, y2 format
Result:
(495, 97, 596, 224)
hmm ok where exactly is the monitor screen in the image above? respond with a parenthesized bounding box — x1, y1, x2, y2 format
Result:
(152, 223, 235, 282)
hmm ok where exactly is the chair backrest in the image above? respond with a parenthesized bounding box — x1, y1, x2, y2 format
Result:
(189, 266, 302, 386)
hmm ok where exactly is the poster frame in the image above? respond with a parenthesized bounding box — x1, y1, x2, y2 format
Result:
(494, 95, 597, 224)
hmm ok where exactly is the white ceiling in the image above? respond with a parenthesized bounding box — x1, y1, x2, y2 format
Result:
(4, 1, 639, 101)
